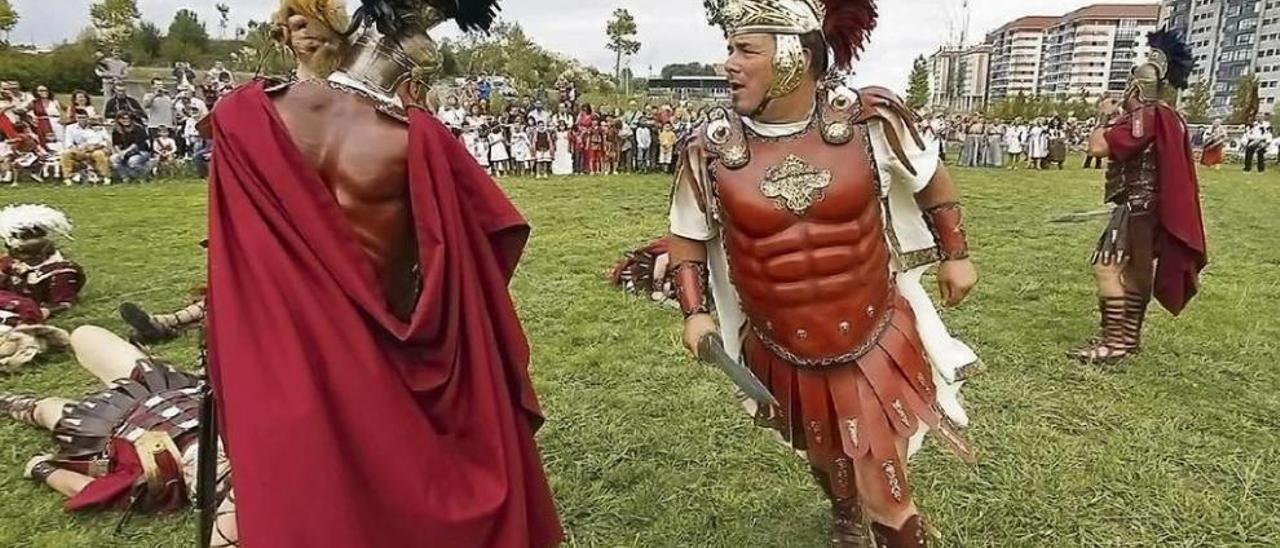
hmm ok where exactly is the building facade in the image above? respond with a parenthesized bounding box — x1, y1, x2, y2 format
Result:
(1163, 0, 1280, 118)
(986, 16, 1057, 102)
(1038, 4, 1162, 100)
(927, 44, 992, 112)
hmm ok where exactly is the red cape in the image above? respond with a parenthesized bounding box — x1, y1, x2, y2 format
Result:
(206, 82, 561, 547)
(1151, 104, 1208, 315)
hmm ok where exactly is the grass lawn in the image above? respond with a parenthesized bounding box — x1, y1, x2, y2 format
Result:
(0, 159, 1277, 547)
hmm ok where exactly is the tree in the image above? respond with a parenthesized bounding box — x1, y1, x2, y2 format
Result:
(229, 19, 291, 75)
(605, 8, 640, 81)
(162, 9, 210, 62)
(660, 62, 718, 79)
(128, 21, 163, 64)
(906, 55, 930, 110)
(216, 3, 231, 40)
(0, 0, 18, 46)
(90, 0, 141, 48)
(1184, 79, 1211, 123)
(1230, 73, 1260, 125)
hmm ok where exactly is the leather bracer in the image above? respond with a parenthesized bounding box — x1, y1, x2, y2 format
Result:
(923, 202, 970, 261)
(670, 261, 710, 318)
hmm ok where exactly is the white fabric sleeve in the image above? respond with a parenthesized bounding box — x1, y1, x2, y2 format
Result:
(668, 166, 715, 241)
(869, 105, 939, 194)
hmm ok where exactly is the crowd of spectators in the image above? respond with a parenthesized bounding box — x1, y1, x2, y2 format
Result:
(436, 83, 710, 179)
(923, 111, 1280, 173)
(12, 50, 1278, 186)
(0, 51, 234, 186)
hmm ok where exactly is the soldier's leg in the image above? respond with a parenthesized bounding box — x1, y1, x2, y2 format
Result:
(1, 394, 74, 429)
(120, 299, 206, 343)
(210, 489, 240, 547)
(26, 457, 94, 498)
(69, 325, 145, 384)
(853, 439, 927, 547)
(810, 461, 867, 548)
(1118, 215, 1156, 348)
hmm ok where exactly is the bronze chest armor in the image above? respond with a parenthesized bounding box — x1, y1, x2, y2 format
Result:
(711, 122, 894, 367)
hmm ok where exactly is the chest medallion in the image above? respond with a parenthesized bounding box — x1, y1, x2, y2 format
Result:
(760, 154, 832, 216)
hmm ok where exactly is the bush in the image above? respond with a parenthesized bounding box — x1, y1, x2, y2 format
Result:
(0, 42, 99, 94)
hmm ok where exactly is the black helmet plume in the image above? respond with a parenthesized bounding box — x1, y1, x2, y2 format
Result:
(1148, 28, 1193, 91)
(348, 0, 501, 36)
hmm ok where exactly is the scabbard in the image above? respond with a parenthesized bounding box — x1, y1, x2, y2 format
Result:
(195, 381, 217, 548)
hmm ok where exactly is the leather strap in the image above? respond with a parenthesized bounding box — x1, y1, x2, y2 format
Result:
(923, 202, 969, 261)
(29, 460, 58, 483)
(670, 261, 710, 319)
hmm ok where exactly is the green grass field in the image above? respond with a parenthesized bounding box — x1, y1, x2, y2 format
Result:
(0, 160, 1277, 547)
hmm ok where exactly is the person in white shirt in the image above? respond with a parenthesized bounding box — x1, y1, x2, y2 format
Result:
(526, 100, 550, 127)
(438, 96, 466, 135)
(1244, 122, 1270, 173)
(1003, 118, 1027, 170)
(59, 112, 111, 183)
(634, 121, 652, 172)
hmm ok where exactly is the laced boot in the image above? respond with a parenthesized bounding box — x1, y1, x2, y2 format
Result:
(1070, 296, 1137, 364)
(121, 300, 205, 344)
(1122, 291, 1150, 352)
(812, 466, 869, 547)
(831, 497, 870, 547)
(0, 394, 41, 426)
(869, 514, 928, 548)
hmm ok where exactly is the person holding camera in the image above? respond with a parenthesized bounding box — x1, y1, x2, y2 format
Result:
(143, 79, 175, 139)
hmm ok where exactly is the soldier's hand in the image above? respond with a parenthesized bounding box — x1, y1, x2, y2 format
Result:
(682, 313, 718, 357)
(1098, 98, 1122, 117)
(937, 258, 978, 307)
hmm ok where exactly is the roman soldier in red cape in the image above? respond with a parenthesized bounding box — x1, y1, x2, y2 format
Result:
(203, 0, 562, 546)
(0, 205, 86, 318)
(668, 1, 983, 545)
(1074, 30, 1207, 364)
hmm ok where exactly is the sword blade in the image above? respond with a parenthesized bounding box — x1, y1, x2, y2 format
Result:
(1050, 208, 1113, 223)
(697, 333, 779, 408)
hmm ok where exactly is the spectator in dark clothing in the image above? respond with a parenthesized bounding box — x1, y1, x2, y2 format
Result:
(103, 84, 146, 123)
(110, 112, 152, 182)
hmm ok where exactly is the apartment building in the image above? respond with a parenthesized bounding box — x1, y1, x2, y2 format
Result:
(986, 16, 1058, 101)
(1038, 4, 1163, 99)
(927, 44, 993, 112)
(1164, 0, 1280, 117)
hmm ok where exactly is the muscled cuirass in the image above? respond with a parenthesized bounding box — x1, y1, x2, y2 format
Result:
(1105, 145, 1157, 213)
(712, 122, 893, 367)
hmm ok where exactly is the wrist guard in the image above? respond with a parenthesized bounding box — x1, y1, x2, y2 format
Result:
(924, 202, 970, 261)
(671, 261, 711, 319)
(29, 460, 58, 483)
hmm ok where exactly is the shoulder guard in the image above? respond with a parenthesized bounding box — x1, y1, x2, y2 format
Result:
(701, 107, 750, 170)
(817, 86, 860, 145)
(851, 85, 929, 176)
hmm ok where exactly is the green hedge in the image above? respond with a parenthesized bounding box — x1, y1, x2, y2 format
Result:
(0, 44, 100, 95)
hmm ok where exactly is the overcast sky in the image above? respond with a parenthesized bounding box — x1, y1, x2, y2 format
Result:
(9, 0, 1159, 92)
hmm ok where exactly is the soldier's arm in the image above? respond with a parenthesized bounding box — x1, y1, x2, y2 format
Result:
(668, 138, 717, 353)
(1087, 127, 1110, 158)
(913, 165, 960, 210)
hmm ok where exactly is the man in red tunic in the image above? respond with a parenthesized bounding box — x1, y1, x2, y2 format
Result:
(1073, 30, 1207, 364)
(204, 1, 561, 546)
(667, 1, 982, 546)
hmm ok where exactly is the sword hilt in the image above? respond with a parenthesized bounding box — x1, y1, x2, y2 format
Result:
(695, 332, 723, 364)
